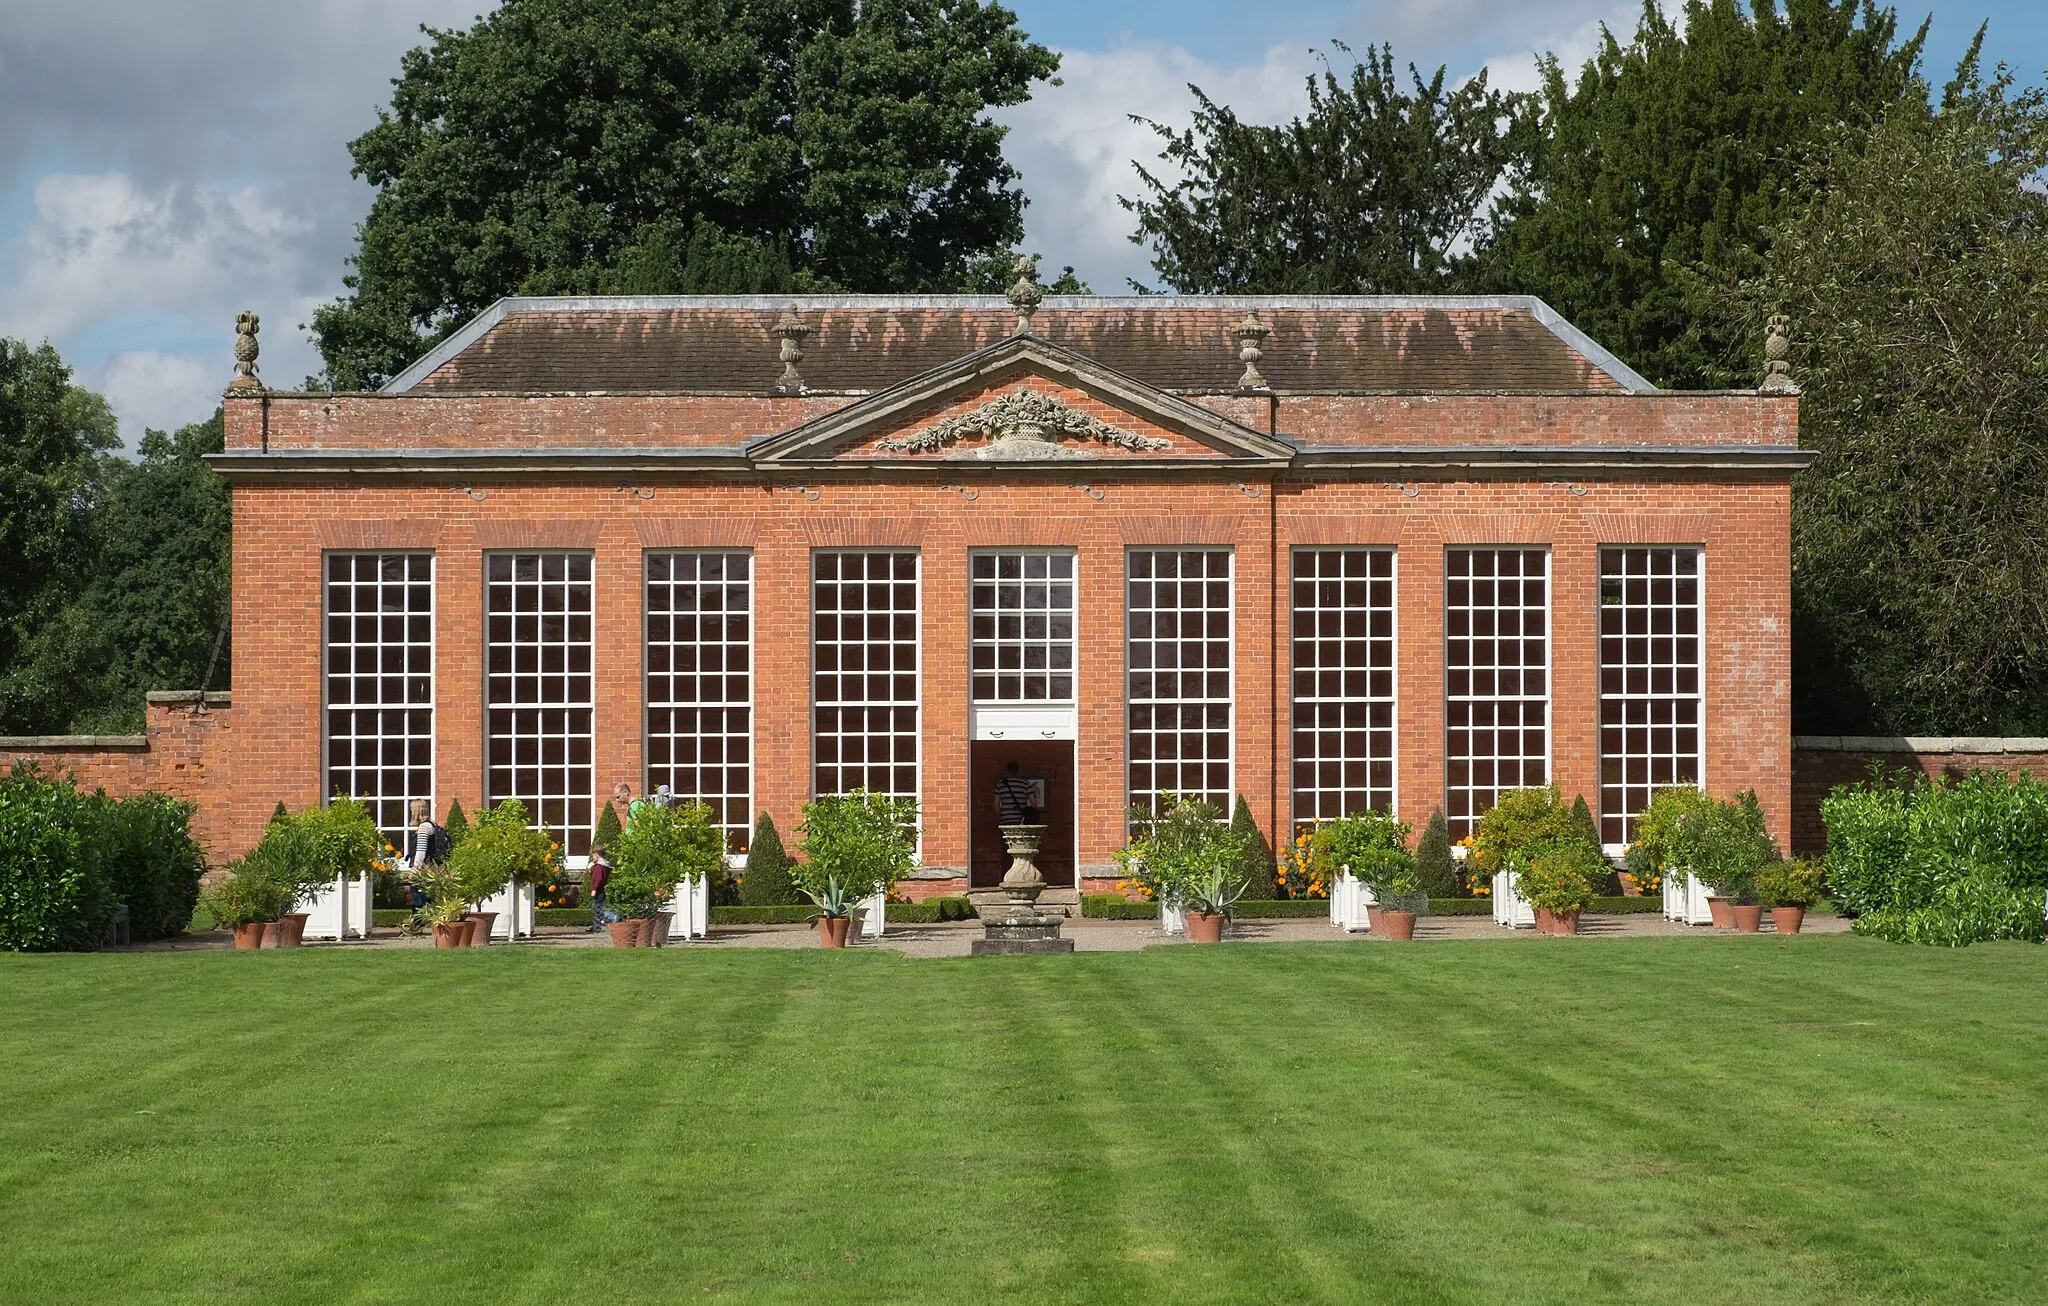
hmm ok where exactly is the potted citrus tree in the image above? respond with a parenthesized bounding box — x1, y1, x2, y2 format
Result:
(445, 799, 559, 943)
(607, 799, 724, 947)
(1680, 791, 1778, 932)
(1355, 844, 1425, 939)
(412, 865, 474, 947)
(1115, 797, 1254, 942)
(797, 790, 918, 948)
(1756, 856, 1823, 935)
(1519, 843, 1602, 934)
(1313, 810, 1411, 931)
(200, 858, 293, 950)
(1626, 786, 1715, 905)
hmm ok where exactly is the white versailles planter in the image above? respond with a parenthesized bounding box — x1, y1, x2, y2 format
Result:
(661, 874, 712, 940)
(300, 875, 372, 940)
(474, 881, 537, 939)
(1663, 871, 1714, 926)
(1330, 869, 1373, 932)
(1492, 870, 1535, 929)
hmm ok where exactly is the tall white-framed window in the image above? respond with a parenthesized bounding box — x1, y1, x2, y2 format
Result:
(1445, 547, 1549, 840)
(485, 552, 595, 858)
(324, 552, 434, 846)
(812, 550, 920, 801)
(970, 551, 1076, 703)
(646, 551, 753, 852)
(1599, 546, 1704, 846)
(1291, 548, 1396, 829)
(1127, 548, 1233, 815)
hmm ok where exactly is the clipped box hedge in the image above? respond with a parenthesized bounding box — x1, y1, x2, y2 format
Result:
(713, 904, 817, 925)
(886, 896, 976, 923)
(1, 765, 206, 951)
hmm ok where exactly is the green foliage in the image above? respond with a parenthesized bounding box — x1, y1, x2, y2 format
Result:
(1229, 795, 1276, 900)
(310, 0, 1060, 388)
(797, 791, 918, 917)
(1414, 807, 1459, 898)
(1675, 791, 1780, 905)
(444, 798, 565, 906)
(1311, 810, 1410, 877)
(883, 897, 976, 924)
(247, 796, 387, 909)
(1472, 787, 1595, 873)
(0, 409, 229, 735)
(0, 764, 100, 950)
(1519, 844, 1604, 914)
(608, 800, 724, 918)
(445, 799, 471, 849)
(1626, 787, 1716, 893)
(740, 811, 798, 905)
(1126, 41, 1519, 293)
(271, 801, 290, 826)
(1757, 858, 1826, 910)
(0, 766, 210, 949)
(199, 857, 295, 928)
(84, 792, 207, 942)
(1081, 894, 1160, 920)
(1698, 64, 2048, 732)
(713, 904, 818, 925)
(1477, 0, 1926, 388)
(1116, 797, 1255, 913)
(1823, 768, 2048, 946)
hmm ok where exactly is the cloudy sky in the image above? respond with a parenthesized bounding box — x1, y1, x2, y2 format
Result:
(2, 0, 2040, 442)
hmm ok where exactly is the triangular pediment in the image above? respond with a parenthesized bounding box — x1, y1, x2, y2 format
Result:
(748, 335, 1294, 465)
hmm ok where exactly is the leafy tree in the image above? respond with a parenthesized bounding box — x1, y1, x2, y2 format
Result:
(740, 811, 798, 905)
(312, 0, 1061, 388)
(1414, 806, 1459, 898)
(1229, 795, 1276, 899)
(1476, 0, 1926, 387)
(0, 339, 116, 729)
(1125, 41, 1519, 293)
(1701, 54, 2048, 732)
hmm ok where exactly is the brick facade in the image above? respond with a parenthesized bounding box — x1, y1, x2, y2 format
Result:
(34, 295, 1809, 876)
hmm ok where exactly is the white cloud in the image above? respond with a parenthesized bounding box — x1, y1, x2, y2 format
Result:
(88, 351, 221, 440)
(999, 42, 1322, 291)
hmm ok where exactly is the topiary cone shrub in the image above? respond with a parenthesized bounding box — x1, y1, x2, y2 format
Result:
(591, 798, 622, 855)
(740, 812, 798, 905)
(445, 798, 471, 849)
(1230, 795, 1277, 901)
(1415, 806, 1460, 897)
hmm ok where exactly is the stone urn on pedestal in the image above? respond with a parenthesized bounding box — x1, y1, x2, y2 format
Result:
(971, 824, 1076, 955)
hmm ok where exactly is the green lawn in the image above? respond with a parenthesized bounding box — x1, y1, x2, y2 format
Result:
(2, 938, 2044, 1304)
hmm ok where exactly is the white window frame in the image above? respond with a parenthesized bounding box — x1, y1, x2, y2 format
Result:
(1444, 546, 1552, 841)
(1598, 545, 1707, 851)
(484, 550, 597, 864)
(322, 551, 436, 849)
(1290, 546, 1398, 830)
(644, 549, 755, 854)
(810, 549, 922, 805)
(969, 548, 1079, 741)
(1124, 546, 1235, 817)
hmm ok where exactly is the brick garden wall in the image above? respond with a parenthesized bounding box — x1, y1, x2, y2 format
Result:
(1790, 738, 2048, 856)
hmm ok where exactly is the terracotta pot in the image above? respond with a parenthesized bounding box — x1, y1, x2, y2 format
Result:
(1534, 906, 1555, 935)
(466, 911, 499, 945)
(1732, 903, 1763, 934)
(1379, 909, 1417, 940)
(1184, 910, 1226, 944)
(1706, 896, 1735, 929)
(650, 911, 674, 947)
(1551, 908, 1581, 936)
(818, 916, 851, 948)
(608, 920, 641, 948)
(433, 922, 467, 948)
(261, 920, 286, 947)
(1770, 906, 1806, 935)
(278, 912, 310, 947)
(1365, 904, 1383, 933)
(232, 921, 267, 950)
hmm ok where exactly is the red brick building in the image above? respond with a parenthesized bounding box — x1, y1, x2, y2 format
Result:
(191, 289, 1804, 897)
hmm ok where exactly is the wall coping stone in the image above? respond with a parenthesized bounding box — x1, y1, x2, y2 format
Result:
(1794, 735, 2048, 754)
(145, 691, 231, 707)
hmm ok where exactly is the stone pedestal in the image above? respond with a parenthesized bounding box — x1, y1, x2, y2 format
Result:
(971, 823, 1075, 956)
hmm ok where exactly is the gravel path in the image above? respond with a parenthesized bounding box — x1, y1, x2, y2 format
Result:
(135, 910, 1849, 954)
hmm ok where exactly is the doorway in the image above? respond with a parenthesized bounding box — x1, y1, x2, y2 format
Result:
(969, 739, 1076, 889)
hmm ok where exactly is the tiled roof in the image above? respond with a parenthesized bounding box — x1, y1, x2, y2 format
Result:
(393, 296, 1645, 396)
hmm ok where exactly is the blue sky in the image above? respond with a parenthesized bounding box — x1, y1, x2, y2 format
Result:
(0, 0, 2041, 442)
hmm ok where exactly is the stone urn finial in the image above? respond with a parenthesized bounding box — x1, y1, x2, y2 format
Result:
(773, 304, 812, 393)
(1760, 313, 1798, 394)
(1233, 311, 1271, 389)
(1007, 255, 1044, 333)
(228, 311, 262, 391)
